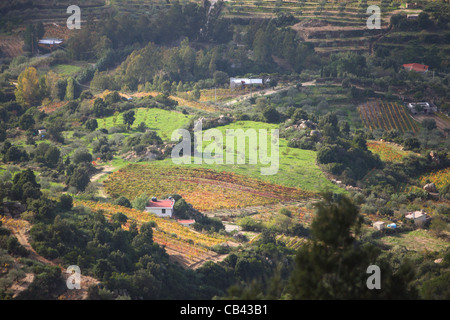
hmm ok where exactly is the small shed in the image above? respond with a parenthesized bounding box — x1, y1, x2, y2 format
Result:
(38, 128, 47, 139)
(38, 38, 63, 51)
(373, 221, 386, 231)
(402, 63, 429, 73)
(177, 219, 196, 227)
(405, 210, 427, 226)
(407, 14, 419, 20)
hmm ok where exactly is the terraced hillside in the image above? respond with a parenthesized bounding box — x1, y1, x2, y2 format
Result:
(224, 0, 423, 55)
(75, 200, 232, 269)
(1, 0, 108, 23)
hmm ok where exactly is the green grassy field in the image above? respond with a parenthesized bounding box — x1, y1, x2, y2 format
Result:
(97, 107, 193, 141)
(151, 120, 343, 193)
(50, 64, 82, 77)
(382, 229, 449, 252)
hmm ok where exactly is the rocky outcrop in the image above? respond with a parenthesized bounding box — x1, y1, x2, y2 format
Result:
(423, 182, 437, 193)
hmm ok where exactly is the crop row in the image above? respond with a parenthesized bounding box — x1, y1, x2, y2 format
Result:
(366, 140, 410, 163)
(75, 200, 227, 249)
(103, 164, 315, 212)
(277, 235, 306, 250)
(418, 167, 450, 190)
(359, 101, 419, 133)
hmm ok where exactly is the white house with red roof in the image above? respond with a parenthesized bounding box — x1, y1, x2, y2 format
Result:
(177, 219, 196, 227)
(402, 63, 429, 73)
(145, 197, 175, 217)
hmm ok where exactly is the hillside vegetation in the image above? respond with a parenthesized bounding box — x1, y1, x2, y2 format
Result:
(0, 0, 448, 302)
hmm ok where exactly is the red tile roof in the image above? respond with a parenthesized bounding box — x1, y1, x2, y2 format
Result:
(402, 63, 429, 72)
(177, 219, 196, 224)
(146, 199, 174, 208)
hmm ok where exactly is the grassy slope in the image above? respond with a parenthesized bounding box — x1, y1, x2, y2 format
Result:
(50, 64, 82, 77)
(115, 120, 342, 193)
(382, 229, 449, 252)
(97, 107, 193, 141)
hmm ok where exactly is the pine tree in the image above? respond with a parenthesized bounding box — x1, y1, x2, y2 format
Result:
(286, 192, 418, 299)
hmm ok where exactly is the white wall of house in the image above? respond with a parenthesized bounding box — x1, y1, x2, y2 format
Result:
(406, 211, 427, 226)
(145, 207, 173, 217)
(373, 221, 386, 230)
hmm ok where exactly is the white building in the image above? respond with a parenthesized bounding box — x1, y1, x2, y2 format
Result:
(230, 78, 263, 89)
(405, 210, 427, 226)
(373, 221, 386, 231)
(38, 38, 63, 45)
(407, 102, 437, 115)
(145, 197, 175, 218)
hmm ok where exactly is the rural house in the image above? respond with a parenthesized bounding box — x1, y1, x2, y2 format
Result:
(406, 14, 419, 20)
(407, 102, 437, 114)
(405, 210, 427, 226)
(177, 219, 196, 227)
(373, 221, 386, 231)
(38, 38, 63, 51)
(230, 77, 263, 89)
(37, 128, 47, 139)
(405, 3, 419, 9)
(402, 63, 429, 73)
(145, 197, 175, 218)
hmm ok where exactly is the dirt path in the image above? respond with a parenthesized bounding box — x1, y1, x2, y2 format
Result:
(222, 80, 320, 107)
(10, 272, 35, 299)
(91, 165, 116, 198)
(222, 85, 290, 106)
(411, 114, 450, 134)
(9, 224, 100, 300)
(91, 165, 115, 182)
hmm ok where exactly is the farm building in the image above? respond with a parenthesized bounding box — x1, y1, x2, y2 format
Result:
(38, 38, 63, 50)
(407, 14, 419, 20)
(230, 77, 263, 89)
(405, 210, 427, 226)
(373, 221, 386, 231)
(407, 102, 437, 114)
(177, 219, 196, 227)
(145, 197, 175, 218)
(402, 63, 429, 73)
(37, 128, 47, 139)
(405, 3, 419, 9)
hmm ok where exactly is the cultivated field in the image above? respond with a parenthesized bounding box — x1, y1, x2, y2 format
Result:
(418, 167, 450, 191)
(97, 107, 193, 141)
(103, 164, 316, 212)
(75, 200, 232, 269)
(359, 100, 420, 133)
(0, 36, 23, 58)
(367, 140, 414, 163)
(411, 113, 450, 134)
(382, 229, 449, 252)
